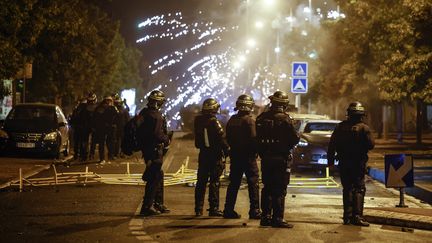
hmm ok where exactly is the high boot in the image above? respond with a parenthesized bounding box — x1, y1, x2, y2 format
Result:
(342, 188, 353, 225)
(271, 195, 293, 228)
(260, 187, 272, 226)
(352, 190, 369, 226)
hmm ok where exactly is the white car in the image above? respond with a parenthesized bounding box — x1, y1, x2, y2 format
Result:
(291, 119, 341, 170)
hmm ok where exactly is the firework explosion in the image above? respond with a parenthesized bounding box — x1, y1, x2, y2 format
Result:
(136, 2, 343, 127)
(136, 11, 278, 125)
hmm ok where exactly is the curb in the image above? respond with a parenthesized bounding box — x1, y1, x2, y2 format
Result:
(367, 167, 432, 231)
(364, 209, 432, 231)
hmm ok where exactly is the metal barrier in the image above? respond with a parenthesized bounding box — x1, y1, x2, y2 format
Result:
(11, 157, 197, 190)
(11, 164, 99, 192)
(289, 167, 339, 188)
(11, 157, 338, 191)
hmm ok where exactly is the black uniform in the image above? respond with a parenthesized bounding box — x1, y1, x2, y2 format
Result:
(90, 103, 119, 161)
(113, 104, 130, 158)
(327, 119, 374, 224)
(194, 113, 229, 215)
(70, 102, 84, 160)
(256, 109, 299, 225)
(224, 111, 260, 217)
(76, 102, 97, 161)
(138, 107, 170, 211)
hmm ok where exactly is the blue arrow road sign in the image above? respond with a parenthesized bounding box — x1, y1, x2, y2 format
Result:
(292, 62, 308, 77)
(291, 78, 308, 94)
(385, 154, 414, 188)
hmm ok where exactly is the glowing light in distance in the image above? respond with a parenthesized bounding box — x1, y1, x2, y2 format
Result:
(301, 30, 308, 36)
(286, 16, 295, 23)
(263, 0, 276, 7)
(247, 38, 256, 47)
(255, 21, 264, 29)
(274, 47, 280, 53)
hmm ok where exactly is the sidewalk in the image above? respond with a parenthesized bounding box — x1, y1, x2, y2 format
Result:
(366, 133, 432, 230)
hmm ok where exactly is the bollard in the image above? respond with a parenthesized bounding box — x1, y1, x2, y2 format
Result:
(127, 162, 130, 176)
(19, 168, 23, 192)
(326, 167, 329, 186)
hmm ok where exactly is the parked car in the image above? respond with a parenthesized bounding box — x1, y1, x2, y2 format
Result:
(289, 113, 330, 132)
(292, 119, 341, 170)
(0, 103, 70, 158)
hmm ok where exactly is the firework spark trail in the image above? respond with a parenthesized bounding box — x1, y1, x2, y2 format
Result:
(137, 11, 246, 123)
(136, 4, 345, 125)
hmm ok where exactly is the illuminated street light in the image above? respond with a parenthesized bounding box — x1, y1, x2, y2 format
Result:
(255, 20, 264, 29)
(247, 38, 256, 47)
(274, 47, 280, 53)
(262, 0, 276, 8)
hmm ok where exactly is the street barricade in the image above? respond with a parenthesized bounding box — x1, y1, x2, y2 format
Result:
(289, 167, 339, 188)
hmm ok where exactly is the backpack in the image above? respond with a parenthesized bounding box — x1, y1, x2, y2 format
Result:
(121, 115, 143, 156)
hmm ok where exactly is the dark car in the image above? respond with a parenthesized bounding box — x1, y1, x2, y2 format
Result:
(292, 119, 341, 170)
(0, 103, 70, 158)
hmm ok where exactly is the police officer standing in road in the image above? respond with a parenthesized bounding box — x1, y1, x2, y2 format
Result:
(194, 98, 230, 217)
(138, 90, 171, 216)
(327, 102, 374, 226)
(256, 91, 299, 228)
(113, 94, 130, 159)
(90, 96, 119, 163)
(76, 92, 98, 162)
(223, 94, 261, 219)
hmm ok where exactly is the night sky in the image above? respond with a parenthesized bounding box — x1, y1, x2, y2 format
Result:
(110, 0, 236, 44)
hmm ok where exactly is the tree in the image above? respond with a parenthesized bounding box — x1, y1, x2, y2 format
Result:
(0, 0, 142, 106)
(377, 0, 432, 143)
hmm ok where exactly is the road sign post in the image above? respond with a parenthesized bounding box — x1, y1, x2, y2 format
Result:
(291, 62, 308, 113)
(385, 154, 414, 208)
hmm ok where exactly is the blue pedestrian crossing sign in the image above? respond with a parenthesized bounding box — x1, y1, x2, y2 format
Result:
(292, 62, 308, 77)
(385, 154, 414, 188)
(291, 78, 308, 94)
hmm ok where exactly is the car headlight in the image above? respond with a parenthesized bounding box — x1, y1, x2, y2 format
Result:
(298, 138, 309, 147)
(0, 129, 8, 139)
(44, 132, 58, 141)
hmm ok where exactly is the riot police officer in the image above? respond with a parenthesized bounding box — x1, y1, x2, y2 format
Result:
(113, 94, 130, 158)
(76, 92, 98, 162)
(90, 96, 119, 163)
(138, 90, 171, 216)
(327, 102, 374, 226)
(256, 91, 299, 228)
(194, 98, 229, 217)
(223, 94, 261, 219)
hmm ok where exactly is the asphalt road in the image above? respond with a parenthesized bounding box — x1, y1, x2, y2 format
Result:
(0, 133, 431, 242)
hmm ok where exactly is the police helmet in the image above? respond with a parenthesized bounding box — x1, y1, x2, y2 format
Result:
(235, 94, 254, 112)
(347, 101, 365, 117)
(87, 92, 97, 104)
(269, 91, 289, 107)
(148, 90, 165, 103)
(202, 98, 220, 114)
(112, 93, 122, 104)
